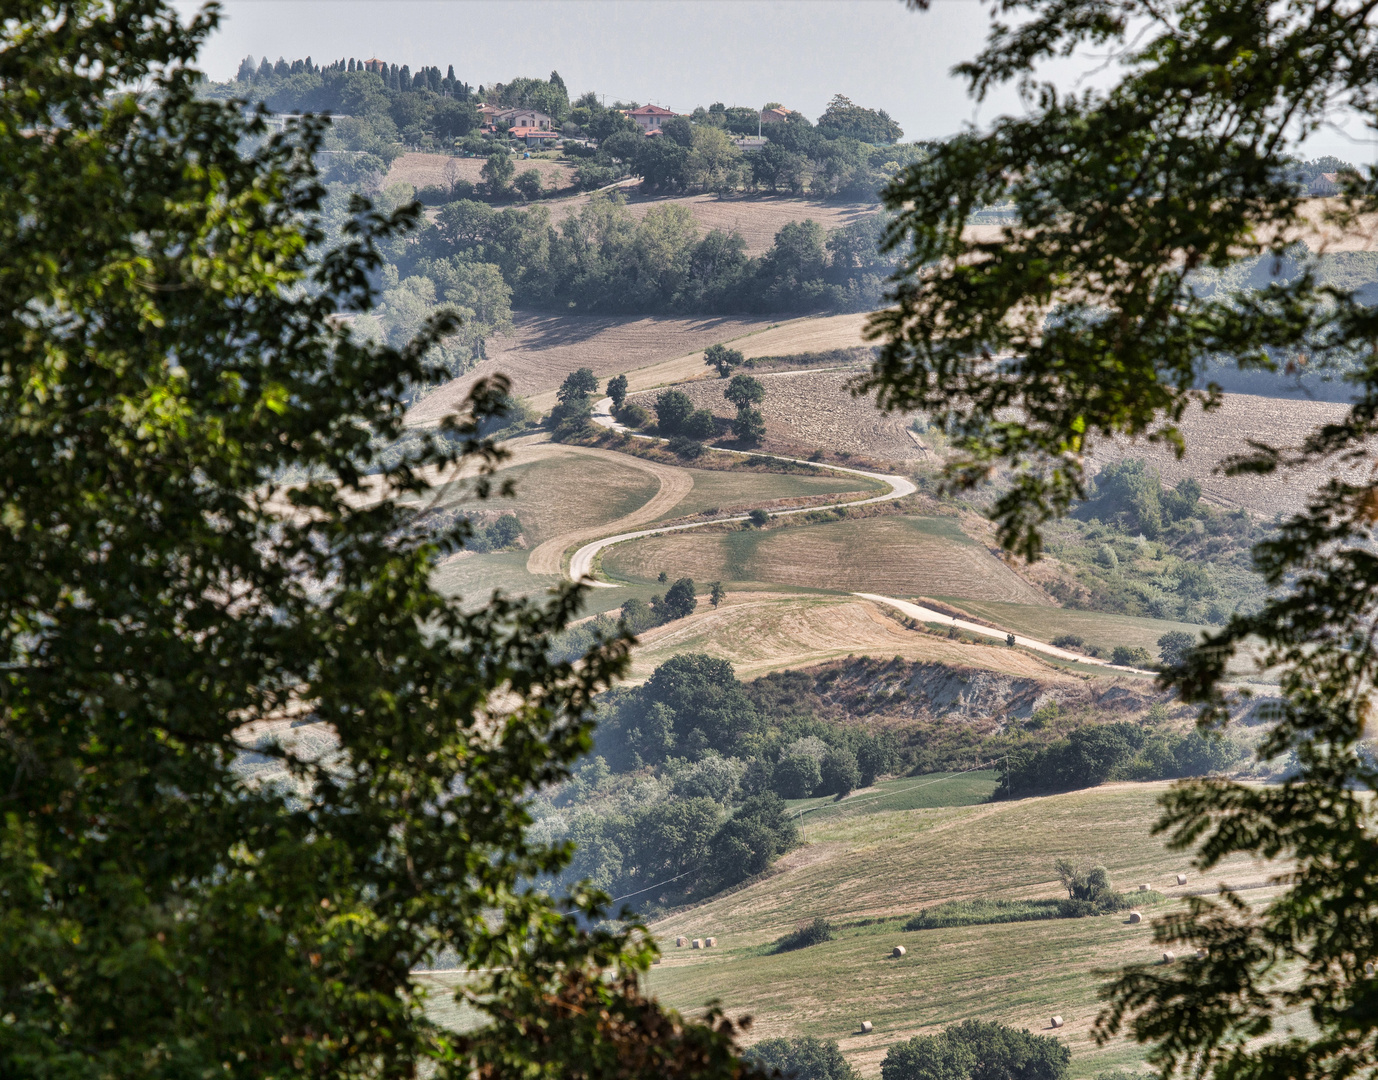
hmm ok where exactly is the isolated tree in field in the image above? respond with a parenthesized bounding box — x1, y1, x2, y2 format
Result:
(550, 366, 600, 440)
(705, 343, 745, 377)
(725, 373, 767, 444)
(1156, 630, 1196, 669)
(659, 577, 698, 621)
(607, 373, 629, 408)
(513, 167, 544, 202)
(0, 6, 754, 1078)
(869, 3, 1378, 1077)
(710, 581, 726, 607)
(481, 150, 514, 197)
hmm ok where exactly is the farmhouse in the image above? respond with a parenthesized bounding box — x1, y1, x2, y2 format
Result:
(760, 106, 793, 124)
(626, 104, 679, 134)
(478, 104, 555, 134)
(509, 126, 560, 148)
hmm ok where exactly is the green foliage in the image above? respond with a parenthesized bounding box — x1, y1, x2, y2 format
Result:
(550, 367, 600, 441)
(819, 747, 860, 797)
(513, 168, 544, 202)
(749, 508, 771, 527)
(1111, 645, 1153, 668)
(658, 577, 698, 621)
(481, 151, 515, 197)
(770, 917, 835, 954)
(1157, 630, 1196, 668)
(617, 401, 650, 428)
(710, 581, 726, 607)
(774, 753, 824, 798)
(881, 1021, 1069, 1080)
(607, 373, 629, 408)
(747, 1036, 857, 1080)
(904, 899, 1066, 930)
(725, 374, 766, 410)
(0, 7, 759, 1078)
(816, 93, 904, 144)
(706, 343, 746, 377)
(655, 389, 696, 434)
(466, 513, 524, 553)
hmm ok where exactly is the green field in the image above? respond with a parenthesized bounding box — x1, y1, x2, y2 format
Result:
(654, 468, 889, 521)
(783, 770, 1002, 825)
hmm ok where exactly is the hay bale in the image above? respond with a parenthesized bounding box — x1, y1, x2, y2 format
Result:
(860, 1021, 873, 1034)
(1162, 951, 1176, 964)
(692, 939, 703, 949)
(1138, 884, 1151, 892)
(892, 945, 907, 958)
(705, 937, 716, 947)
(1128, 911, 1142, 924)
(676, 936, 687, 948)
(1176, 874, 1188, 885)
(1050, 1016, 1064, 1028)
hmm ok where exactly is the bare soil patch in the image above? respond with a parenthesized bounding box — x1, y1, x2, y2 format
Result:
(1085, 391, 1356, 518)
(386, 151, 577, 194)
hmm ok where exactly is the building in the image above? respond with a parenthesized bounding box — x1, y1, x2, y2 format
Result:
(1310, 172, 1341, 196)
(733, 136, 767, 153)
(509, 126, 560, 148)
(363, 57, 386, 75)
(625, 104, 679, 133)
(478, 104, 555, 134)
(760, 106, 793, 125)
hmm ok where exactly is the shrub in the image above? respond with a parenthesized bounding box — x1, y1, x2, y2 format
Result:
(616, 401, 649, 427)
(1157, 629, 1196, 667)
(747, 1036, 857, 1080)
(882, 1021, 1070, 1080)
(1112, 645, 1153, 667)
(904, 899, 1064, 930)
(682, 409, 717, 440)
(748, 508, 770, 527)
(770, 917, 834, 954)
(666, 436, 704, 459)
(1051, 633, 1084, 650)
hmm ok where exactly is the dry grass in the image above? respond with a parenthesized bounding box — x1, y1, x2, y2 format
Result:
(633, 367, 925, 463)
(627, 593, 1072, 682)
(602, 516, 1051, 605)
(1085, 392, 1355, 519)
(544, 191, 880, 255)
(406, 313, 775, 427)
(651, 468, 888, 522)
(386, 151, 578, 194)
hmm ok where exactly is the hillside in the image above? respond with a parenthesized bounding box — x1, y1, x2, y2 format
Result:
(642, 781, 1279, 1077)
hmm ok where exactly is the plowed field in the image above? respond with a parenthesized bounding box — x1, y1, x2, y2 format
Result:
(602, 516, 1051, 604)
(630, 367, 925, 463)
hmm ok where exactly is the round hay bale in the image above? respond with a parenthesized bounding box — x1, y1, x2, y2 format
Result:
(1176, 874, 1188, 885)
(1050, 1016, 1064, 1029)
(1128, 911, 1142, 924)
(892, 945, 907, 958)
(860, 1021, 873, 1034)
(705, 937, 716, 947)
(676, 936, 687, 948)
(1138, 883, 1151, 892)
(692, 938, 703, 949)
(1162, 951, 1176, 964)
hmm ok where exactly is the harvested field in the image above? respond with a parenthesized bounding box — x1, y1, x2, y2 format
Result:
(544, 190, 880, 255)
(386, 151, 577, 194)
(930, 599, 1207, 660)
(651, 468, 888, 522)
(627, 593, 1073, 681)
(431, 444, 659, 547)
(630, 367, 924, 463)
(640, 782, 1277, 1077)
(603, 516, 1051, 605)
(406, 313, 774, 426)
(1085, 392, 1356, 518)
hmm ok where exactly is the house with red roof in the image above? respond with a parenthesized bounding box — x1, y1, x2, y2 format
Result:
(625, 104, 679, 134)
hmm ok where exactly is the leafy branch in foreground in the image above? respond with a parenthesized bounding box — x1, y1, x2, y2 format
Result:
(869, 3, 1378, 1079)
(0, 3, 753, 1078)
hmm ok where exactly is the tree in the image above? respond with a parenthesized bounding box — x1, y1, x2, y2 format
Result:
(0, 5, 756, 1078)
(608, 373, 629, 408)
(513, 168, 544, 202)
(881, 1021, 1069, 1080)
(661, 115, 695, 147)
(1111, 645, 1152, 668)
(481, 150, 514, 197)
(710, 581, 726, 607)
(659, 577, 698, 621)
(558, 367, 599, 404)
(655, 389, 696, 435)
(687, 125, 743, 192)
(819, 748, 860, 797)
(748, 1037, 857, 1080)
(871, 5, 1378, 1080)
(705, 343, 745, 377)
(1157, 631, 1196, 669)
(816, 93, 903, 144)
(724, 373, 765, 410)
(772, 754, 822, 798)
(749, 508, 770, 527)
(635, 137, 690, 193)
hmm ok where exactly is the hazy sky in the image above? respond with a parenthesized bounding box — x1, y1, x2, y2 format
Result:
(176, 0, 1372, 161)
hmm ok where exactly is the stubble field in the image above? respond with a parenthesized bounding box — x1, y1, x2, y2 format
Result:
(386, 151, 578, 193)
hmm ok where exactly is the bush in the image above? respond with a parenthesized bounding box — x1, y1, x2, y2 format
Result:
(1157, 629, 1196, 667)
(682, 408, 717, 440)
(654, 389, 695, 434)
(904, 899, 1065, 930)
(882, 1021, 1070, 1080)
(773, 753, 822, 798)
(666, 436, 705, 459)
(748, 508, 770, 527)
(616, 401, 649, 427)
(1050, 633, 1084, 650)
(747, 1036, 857, 1080)
(467, 513, 524, 553)
(770, 917, 834, 954)
(1112, 645, 1153, 667)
